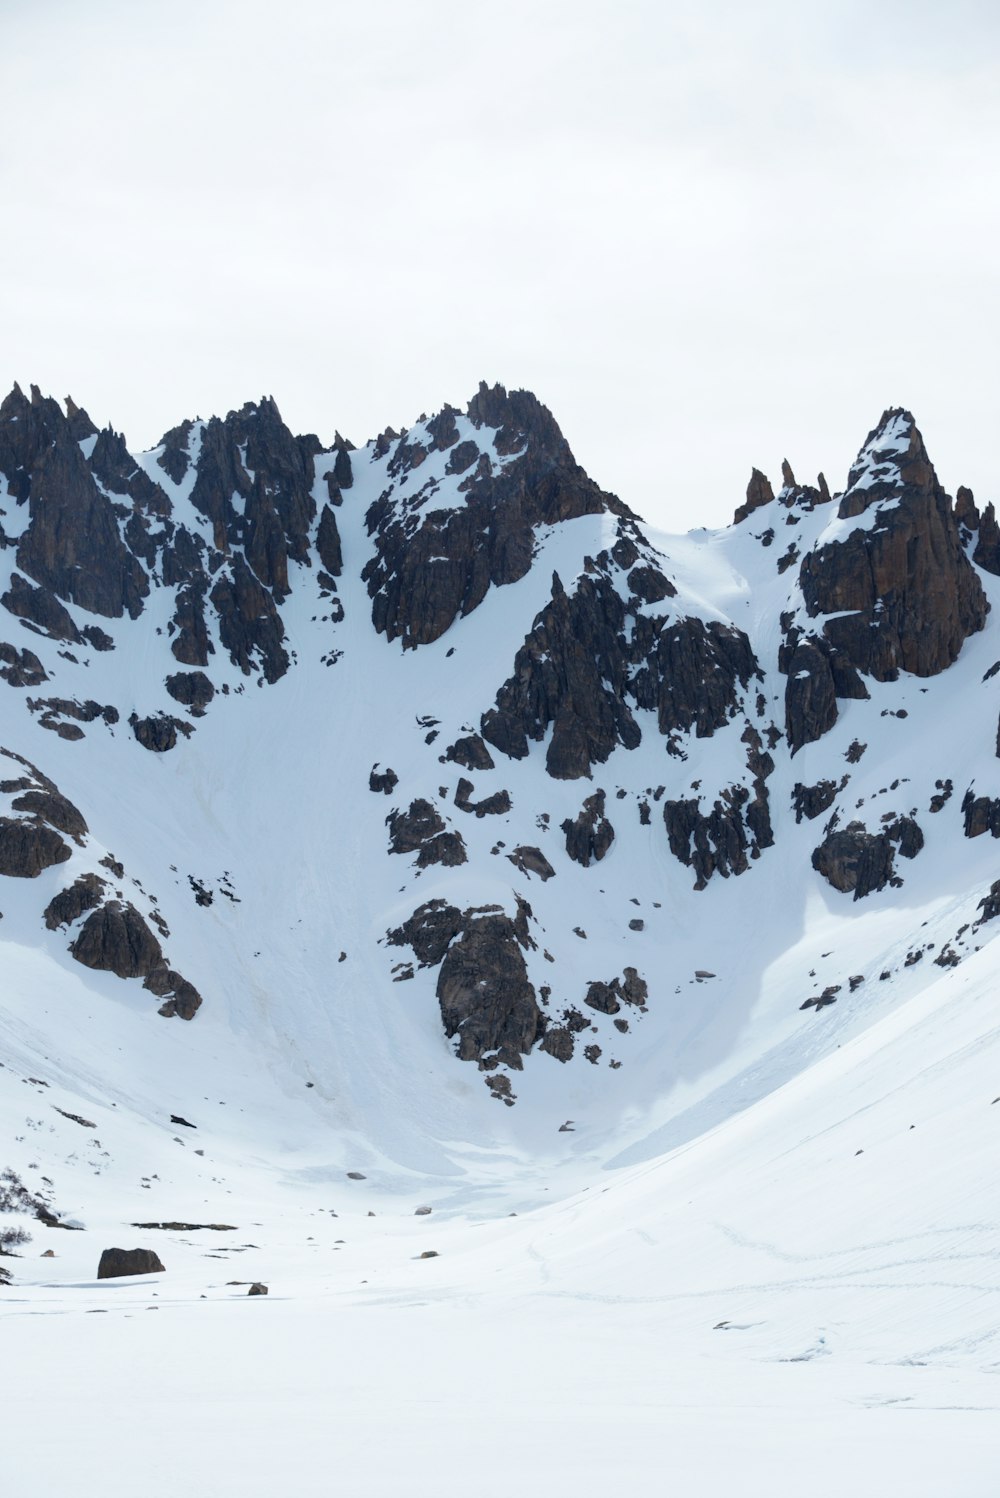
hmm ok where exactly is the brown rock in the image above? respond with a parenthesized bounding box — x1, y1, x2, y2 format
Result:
(0, 817, 70, 877)
(71, 901, 163, 979)
(733, 468, 775, 525)
(436, 897, 541, 1063)
(44, 873, 107, 930)
(562, 790, 614, 867)
(97, 1247, 165, 1279)
(506, 845, 556, 881)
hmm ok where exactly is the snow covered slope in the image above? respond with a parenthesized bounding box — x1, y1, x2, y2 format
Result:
(0, 382, 998, 1493)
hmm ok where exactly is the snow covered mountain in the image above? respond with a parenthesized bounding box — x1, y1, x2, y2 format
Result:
(2, 380, 998, 1495)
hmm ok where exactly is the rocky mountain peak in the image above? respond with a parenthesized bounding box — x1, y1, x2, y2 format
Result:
(839, 407, 935, 519)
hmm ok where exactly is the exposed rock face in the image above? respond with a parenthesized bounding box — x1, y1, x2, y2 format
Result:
(369, 765, 398, 795)
(10, 788, 87, 842)
(584, 967, 648, 1015)
(387, 899, 465, 967)
(664, 793, 752, 889)
(70, 901, 163, 979)
(733, 467, 775, 525)
(482, 572, 641, 779)
(454, 777, 511, 817)
(481, 564, 757, 780)
(0, 387, 150, 620)
(783, 411, 987, 752)
(0, 641, 48, 687)
(2, 571, 83, 643)
(562, 791, 615, 867)
(0, 817, 70, 877)
(362, 384, 628, 648)
(142, 964, 203, 1020)
(792, 779, 844, 823)
(131, 713, 191, 752)
(444, 734, 495, 771)
(210, 555, 289, 683)
(961, 789, 1000, 839)
(506, 845, 555, 881)
(386, 799, 467, 868)
(97, 1247, 165, 1279)
(437, 899, 540, 1064)
(389, 895, 541, 1065)
(44, 873, 108, 930)
(811, 816, 924, 900)
(165, 671, 214, 715)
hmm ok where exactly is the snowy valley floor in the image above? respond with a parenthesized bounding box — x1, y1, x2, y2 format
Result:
(5, 935, 999, 1496)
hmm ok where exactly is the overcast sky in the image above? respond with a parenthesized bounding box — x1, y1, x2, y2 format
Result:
(2, 0, 998, 529)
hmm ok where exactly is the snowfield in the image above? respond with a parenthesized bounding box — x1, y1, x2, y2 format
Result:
(1, 395, 998, 1494)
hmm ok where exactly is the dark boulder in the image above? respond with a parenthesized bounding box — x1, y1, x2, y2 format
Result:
(165, 671, 215, 715)
(97, 1247, 165, 1279)
(71, 901, 163, 979)
(444, 734, 495, 771)
(369, 765, 399, 795)
(506, 845, 555, 881)
(131, 714, 191, 753)
(811, 816, 923, 900)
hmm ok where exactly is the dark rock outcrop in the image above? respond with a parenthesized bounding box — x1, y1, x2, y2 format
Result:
(482, 565, 757, 780)
(562, 791, 615, 867)
(783, 411, 988, 751)
(811, 816, 924, 900)
(44, 873, 108, 930)
(389, 896, 541, 1066)
(0, 641, 48, 687)
(131, 714, 191, 753)
(387, 900, 465, 967)
(97, 1247, 165, 1279)
(454, 777, 511, 817)
(0, 386, 149, 620)
(1, 571, 82, 643)
(961, 788, 1000, 839)
(444, 734, 495, 771)
(733, 467, 775, 525)
(10, 788, 87, 842)
(142, 964, 203, 1020)
(369, 765, 399, 795)
(792, 779, 844, 823)
(506, 845, 556, 881)
(210, 556, 289, 683)
(0, 818, 71, 877)
(362, 384, 628, 649)
(165, 671, 214, 715)
(437, 897, 541, 1064)
(584, 966, 648, 1015)
(386, 798, 467, 868)
(70, 902, 163, 979)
